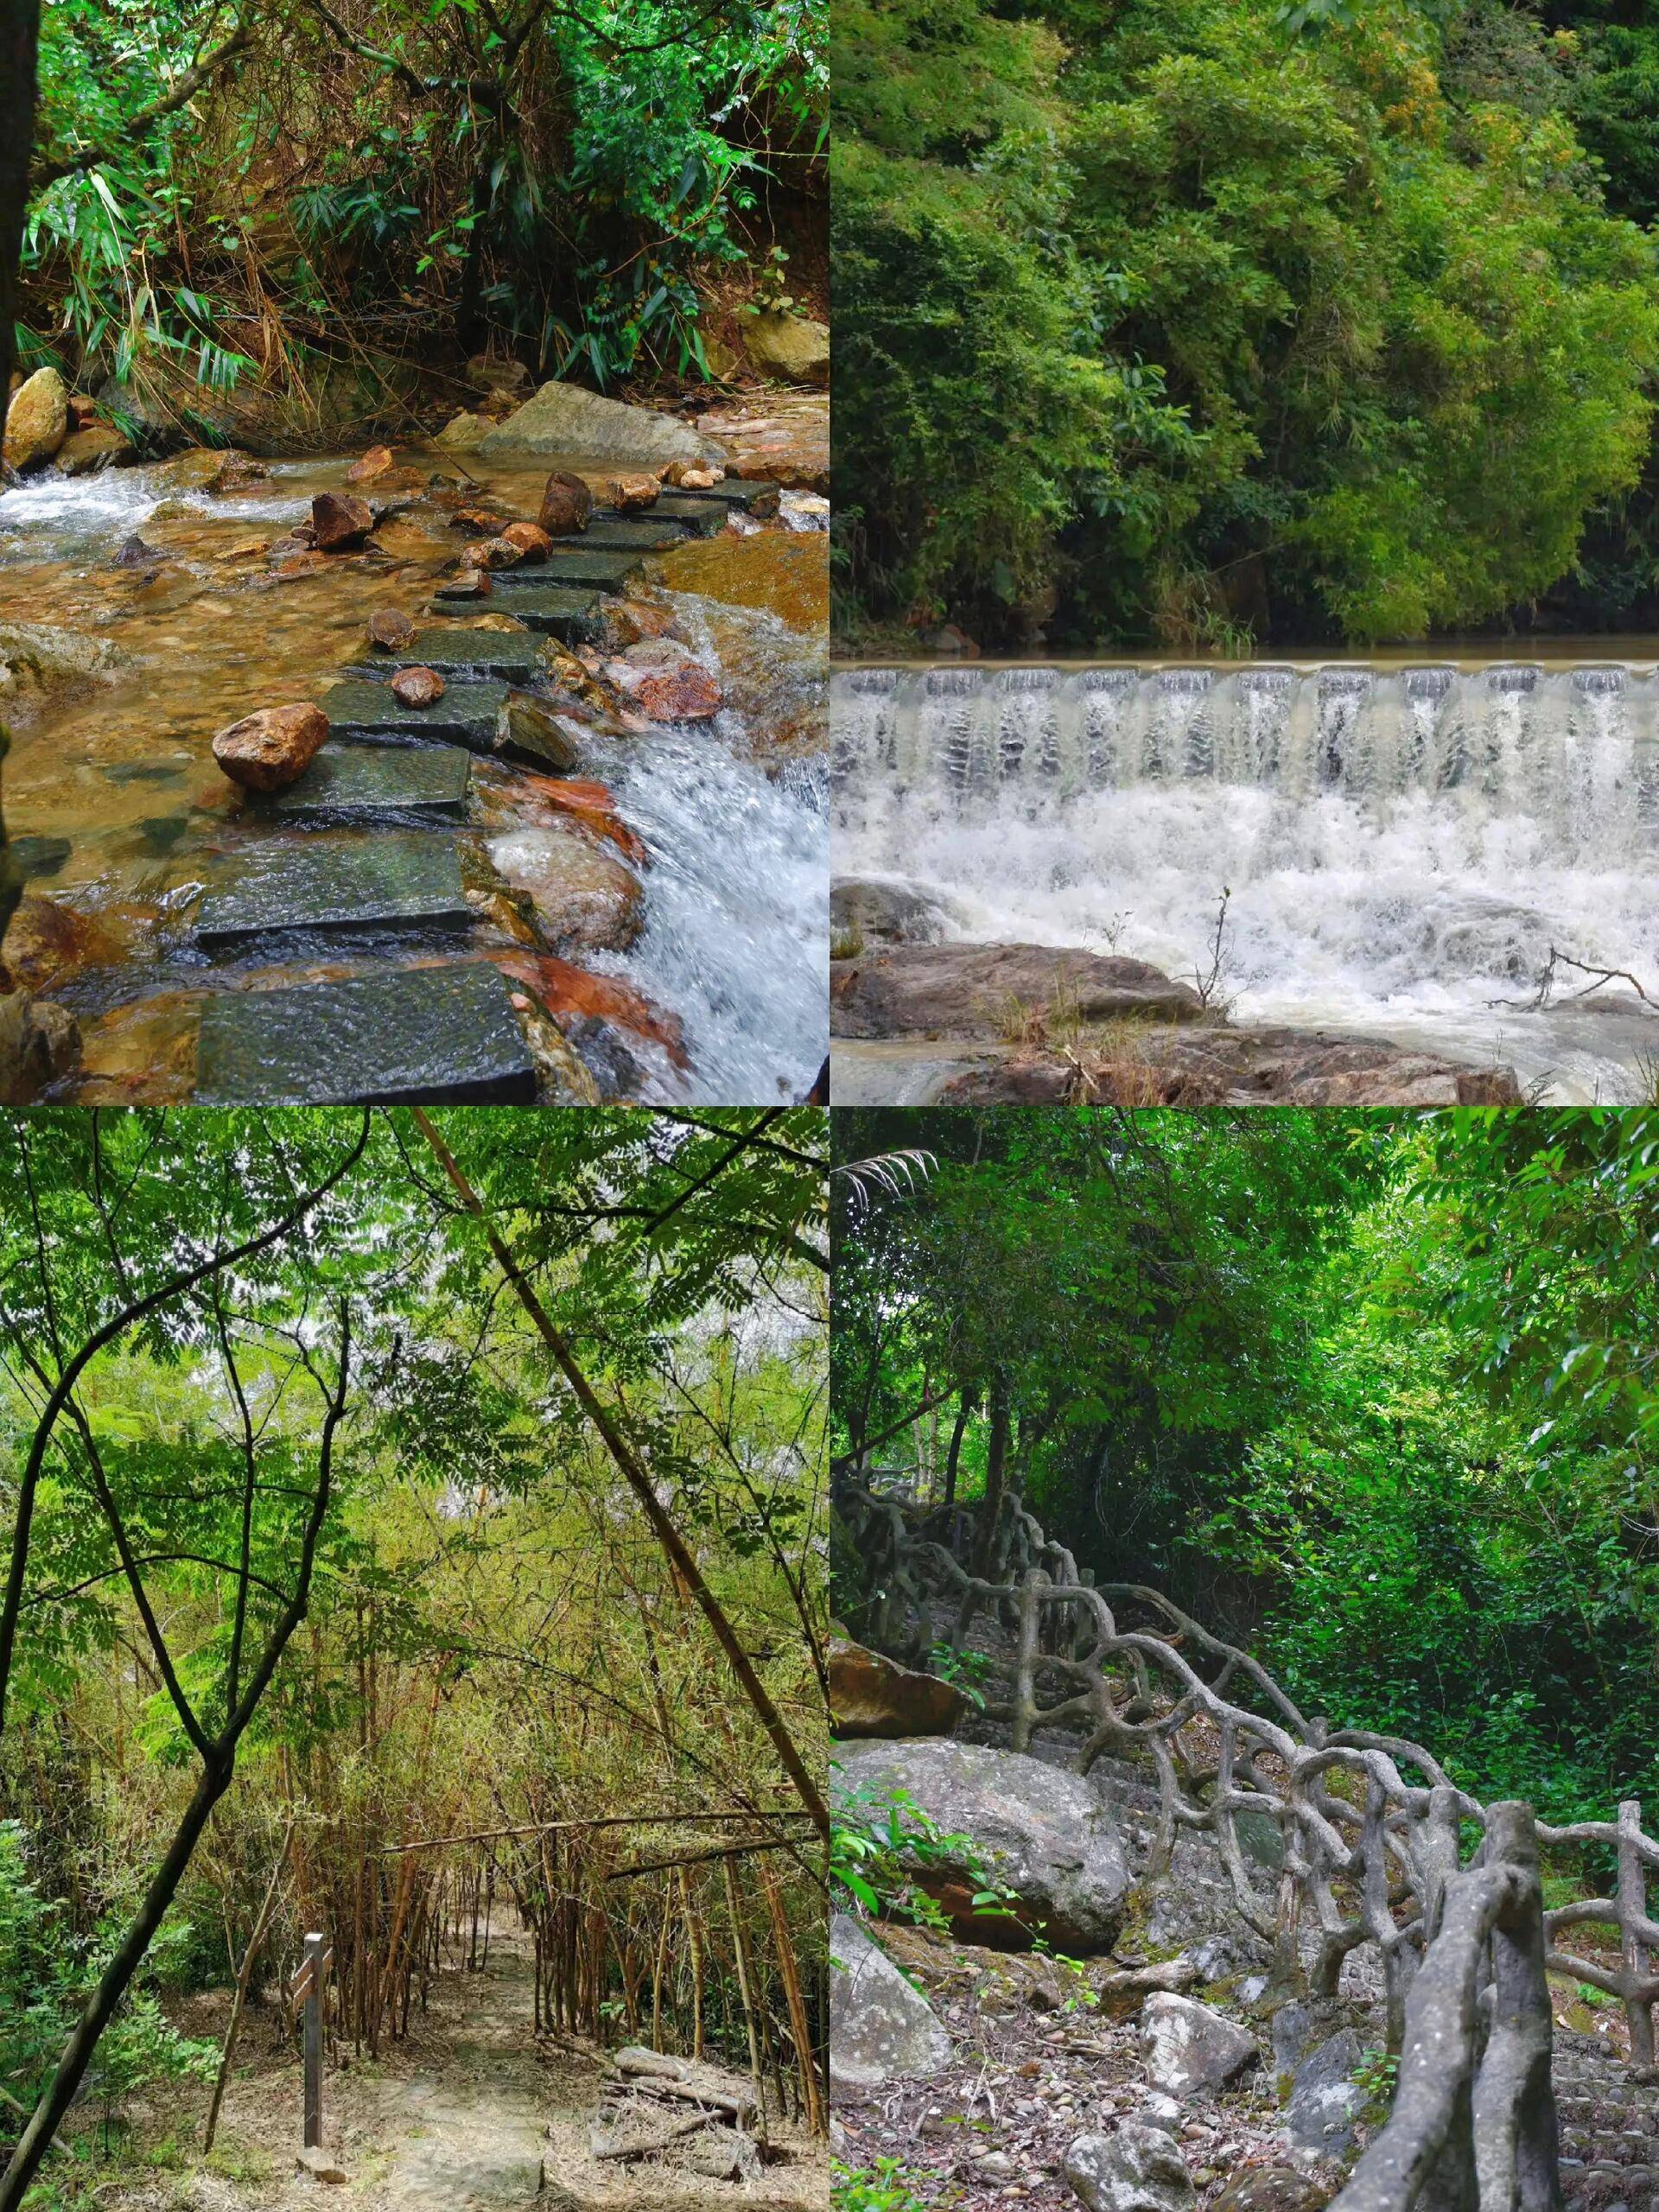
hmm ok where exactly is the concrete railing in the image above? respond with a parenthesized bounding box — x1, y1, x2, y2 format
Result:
(834, 1471, 1659, 2080)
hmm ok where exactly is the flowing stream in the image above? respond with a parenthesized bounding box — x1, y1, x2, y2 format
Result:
(833, 661, 1659, 1101)
(0, 454, 827, 1103)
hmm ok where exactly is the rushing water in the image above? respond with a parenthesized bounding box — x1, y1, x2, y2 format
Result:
(0, 454, 827, 1103)
(832, 661, 1659, 1101)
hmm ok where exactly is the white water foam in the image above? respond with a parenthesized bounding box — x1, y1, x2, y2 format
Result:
(833, 664, 1659, 1101)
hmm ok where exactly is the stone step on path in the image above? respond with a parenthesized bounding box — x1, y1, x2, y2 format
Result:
(429, 581, 604, 640)
(492, 546, 645, 591)
(324, 677, 509, 749)
(642, 494, 730, 537)
(580, 516, 691, 551)
(195, 829, 473, 948)
(194, 961, 537, 1105)
(346, 628, 553, 683)
(259, 741, 471, 823)
(671, 478, 779, 512)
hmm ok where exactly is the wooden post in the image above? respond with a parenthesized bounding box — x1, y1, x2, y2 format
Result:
(1618, 1801, 1655, 2074)
(289, 1932, 334, 2152)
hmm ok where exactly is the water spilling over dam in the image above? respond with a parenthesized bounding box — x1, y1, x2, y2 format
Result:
(831, 662, 1659, 1100)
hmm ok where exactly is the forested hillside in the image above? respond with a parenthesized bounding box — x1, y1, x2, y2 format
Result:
(12, 0, 825, 445)
(833, 0, 1659, 651)
(832, 1108, 1659, 1830)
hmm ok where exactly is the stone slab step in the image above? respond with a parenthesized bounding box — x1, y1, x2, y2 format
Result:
(671, 479, 779, 509)
(644, 495, 730, 538)
(578, 517, 690, 550)
(497, 547, 644, 590)
(429, 582, 604, 640)
(194, 962, 536, 1104)
(347, 630, 550, 683)
(195, 831, 473, 947)
(259, 744, 472, 822)
(325, 677, 508, 747)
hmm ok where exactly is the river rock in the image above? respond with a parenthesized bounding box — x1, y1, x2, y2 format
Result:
(665, 460, 722, 488)
(487, 824, 644, 954)
(346, 444, 395, 483)
(1141, 1995, 1258, 2101)
(1284, 2031, 1365, 2163)
(367, 607, 417, 652)
(435, 410, 492, 451)
(312, 492, 374, 550)
(831, 877, 952, 948)
(3, 367, 69, 470)
(444, 571, 493, 601)
(1065, 2126, 1194, 2212)
(54, 423, 131, 476)
(743, 311, 830, 385)
(830, 1913, 952, 2097)
(391, 666, 446, 708)
(537, 471, 594, 536)
(605, 600, 677, 648)
(502, 522, 552, 562)
(477, 383, 719, 465)
(830, 1638, 967, 1738)
(467, 353, 531, 396)
(213, 702, 331, 791)
(497, 694, 582, 772)
(610, 473, 661, 512)
(935, 1027, 1522, 1109)
(0, 990, 80, 1104)
(461, 536, 525, 572)
(832, 1738, 1131, 1950)
(603, 640, 721, 722)
(494, 953, 688, 1071)
(1, 896, 124, 995)
(1211, 2171, 1329, 2212)
(0, 621, 127, 691)
(831, 943, 1203, 1040)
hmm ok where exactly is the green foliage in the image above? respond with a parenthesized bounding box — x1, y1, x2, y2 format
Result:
(834, 0, 1659, 647)
(830, 1774, 1017, 1930)
(833, 2158, 931, 2212)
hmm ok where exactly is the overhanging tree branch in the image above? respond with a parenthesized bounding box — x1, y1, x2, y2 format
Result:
(29, 20, 253, 194)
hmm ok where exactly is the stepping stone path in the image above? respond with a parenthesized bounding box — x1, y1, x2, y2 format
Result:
(195, 963, 537, 1105)
(197, 830, 474, 947)
(261, 744, 471, 821)
(188, 481, 779, 1102)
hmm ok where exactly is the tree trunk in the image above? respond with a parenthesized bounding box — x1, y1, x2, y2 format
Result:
(943, 1389, 975, 1509)
(974, 1375, 1011, 1580)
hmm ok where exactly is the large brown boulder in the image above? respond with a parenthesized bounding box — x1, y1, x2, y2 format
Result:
(310, 491, 374, 550)
(830, 943, 1204, 1040)
(603, 640, 721, 722)
(3, 367, 69, 470)
(537, 471, 593, 537)
(830, 1639, 967, 1739)
(54, 423, 131, 477)
(213, 703, 330, 791)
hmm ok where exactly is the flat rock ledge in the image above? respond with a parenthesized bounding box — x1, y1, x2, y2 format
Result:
(932, 1027, 1522, 1108)
(830, 942, 1204, 1039)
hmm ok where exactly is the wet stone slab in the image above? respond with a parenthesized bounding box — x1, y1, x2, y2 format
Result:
(450, 586, 605, 641)
(672, 479, 779, 509)
(195, 830, 474, 946)
(496, 546, 644, 590)
(347, 629, 549, 683)
(646, 496, 732, 538)
(578, 517, 690, 550)
(324, 678, 508, 747)
(194, 962, 537, 1104)
(260, 743, 471, 820)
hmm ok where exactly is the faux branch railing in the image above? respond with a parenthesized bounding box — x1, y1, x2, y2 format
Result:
(834, 1472, 1659, 2086)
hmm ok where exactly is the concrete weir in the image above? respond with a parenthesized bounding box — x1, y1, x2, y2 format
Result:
(194, 962, 537, 1104)
(194, 830, 474, 947)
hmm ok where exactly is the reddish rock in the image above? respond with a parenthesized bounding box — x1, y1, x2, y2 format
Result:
(212, 703, 330, 791)
(501, 522, 552, 563)
(609, 473, 661, 512)
(830, 1639, 968, 1739)
(346, 444, 395, 484)
(311, 491, 374, 551)
(491, 951, 690, 1070)
(517, 773, 648, 866)
(449, 505, 515, 536)
(67, 392, 99, 429)
(367, 607, 416, 652)
(444, 571, 493, 601)
(391, 666, 446, 708)
(1, 897, 124, 995)
(459, 537, 524, 572)
(537, 472, 593, 537)
(604, 640, 721, 722)
(270, 551, 329, 581)
(606, 600, 677, 649)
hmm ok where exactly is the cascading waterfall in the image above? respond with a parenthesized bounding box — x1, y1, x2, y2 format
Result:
(833, 663, 1659, 1100)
